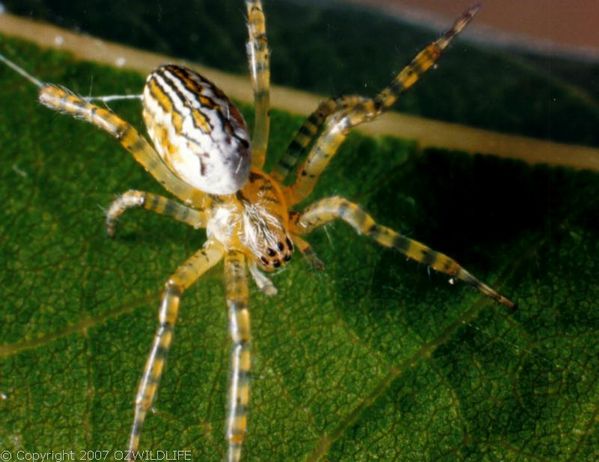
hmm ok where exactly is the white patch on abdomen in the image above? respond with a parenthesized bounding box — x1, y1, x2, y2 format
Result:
(142, 65, 251, 195)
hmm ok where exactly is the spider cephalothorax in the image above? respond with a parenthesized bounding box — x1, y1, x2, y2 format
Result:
(203, 170, 293, 273)
(236, 171, 294, 270)
(0, 1, 514, 461)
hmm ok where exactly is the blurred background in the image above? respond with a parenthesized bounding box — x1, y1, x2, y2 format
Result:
(1, 0, 598, 149)
(351, 0, 599, 58)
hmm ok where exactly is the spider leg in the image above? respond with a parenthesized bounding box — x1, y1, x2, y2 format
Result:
(224, 251, 251, 462)
(290, 234, 325, 271)
(105, 190, 207, 237)
(271, 95, 367, 182)
(284, 4, 480, 205)
(127, 240, 224, 457)
(38, 84, 207, 207)
(245, 0, 271, 168)
(292, 196, 515, 309)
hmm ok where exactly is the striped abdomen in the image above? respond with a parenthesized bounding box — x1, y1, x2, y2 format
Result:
(143, 65, 251, 195)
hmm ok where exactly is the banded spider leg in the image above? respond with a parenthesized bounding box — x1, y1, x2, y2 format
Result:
(291, 197, 514, 308)
(277, 4, 481, 205)
(280, 4, 513, 307)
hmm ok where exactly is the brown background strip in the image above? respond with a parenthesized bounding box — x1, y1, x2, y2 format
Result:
(0, 12, 597, 171)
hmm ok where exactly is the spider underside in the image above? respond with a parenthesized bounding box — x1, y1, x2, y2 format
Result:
(0, 1, 514, 461)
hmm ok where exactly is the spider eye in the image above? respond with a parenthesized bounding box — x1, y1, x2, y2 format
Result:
(260, 256, 269, 266)
(273, 259, 281, 268)
(267, 248, 276, 257)
(277, 241, 284, 251)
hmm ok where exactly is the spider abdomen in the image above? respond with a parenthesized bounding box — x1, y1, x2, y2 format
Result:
(142, 65, 251, 195)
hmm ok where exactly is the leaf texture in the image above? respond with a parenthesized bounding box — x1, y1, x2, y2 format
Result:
(0, 38, 598, 462)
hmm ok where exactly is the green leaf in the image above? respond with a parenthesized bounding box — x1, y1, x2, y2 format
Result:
(0, 38, 598, 462)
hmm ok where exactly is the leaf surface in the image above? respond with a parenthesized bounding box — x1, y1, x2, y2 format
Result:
(0, 38, 597, 462)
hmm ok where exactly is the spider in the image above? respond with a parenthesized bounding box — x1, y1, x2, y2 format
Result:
(0, 1, 514, 460)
